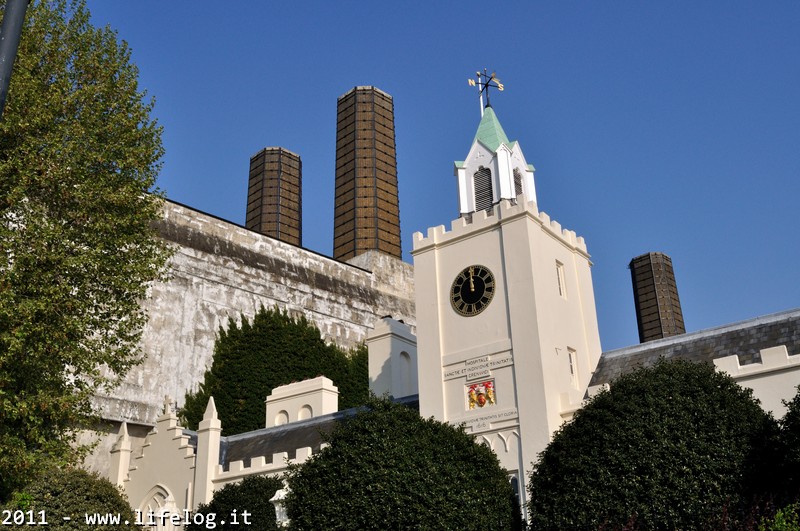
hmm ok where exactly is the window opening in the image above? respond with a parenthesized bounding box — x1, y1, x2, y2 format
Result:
(474, 167, 493, 211)
(568, 347, 579, 388)
(513, 168, 523, 197)
(556, 261, 567, 298)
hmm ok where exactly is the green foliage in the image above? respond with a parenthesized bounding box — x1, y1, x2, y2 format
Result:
(285, 396, 519, 530)
(777, 385, 800, 500)
(759, 504, 800, 531)
(181, 306, 369, 434)
(0, 0, 170, 501)
(528, 358, 778, 530)
(2, 467, 137, 529)
(188, 475, 283, 531)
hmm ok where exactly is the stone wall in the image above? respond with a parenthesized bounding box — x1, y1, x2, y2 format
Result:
(95, 199, 415, 427)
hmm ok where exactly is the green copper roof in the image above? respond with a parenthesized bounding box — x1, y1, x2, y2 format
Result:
(473, 106, 511, 151)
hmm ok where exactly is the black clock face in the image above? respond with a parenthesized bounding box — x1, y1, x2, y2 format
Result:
(450, 265, 495, 317)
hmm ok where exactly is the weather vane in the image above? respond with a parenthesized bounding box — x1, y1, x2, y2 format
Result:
(468, 69, 504, 117)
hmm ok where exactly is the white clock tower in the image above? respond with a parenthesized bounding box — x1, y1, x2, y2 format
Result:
(412, 102, 602, 512)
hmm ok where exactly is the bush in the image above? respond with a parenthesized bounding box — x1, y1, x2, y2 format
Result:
(759, 504, 800, 531)
(285, 396, 519, 530)
(187, 475, 283, 531)
(1, 467, 137, 529)
(527, 359, 778, 530)
(181, 306, 369, 434)
(778, 385, 800, 501)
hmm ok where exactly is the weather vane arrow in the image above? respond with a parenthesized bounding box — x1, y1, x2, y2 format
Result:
(468, 68, 504, 117)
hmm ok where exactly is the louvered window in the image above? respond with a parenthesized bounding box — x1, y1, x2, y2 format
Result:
(513, 168, 523, 197)
(473, 167, 493, 211)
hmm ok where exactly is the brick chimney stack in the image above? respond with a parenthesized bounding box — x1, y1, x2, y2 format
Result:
(333, 86, 401, 261)
(629, 252, 686, 343)
(246, 147, 302, 247)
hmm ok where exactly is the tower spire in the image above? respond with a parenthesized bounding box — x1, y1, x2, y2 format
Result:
(455, 78, 537, 215)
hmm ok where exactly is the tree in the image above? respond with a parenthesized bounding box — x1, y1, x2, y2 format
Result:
(2, 467, 138, 529)
(284, 397, 520, 530)
(527, 359, 778, 530)
(187, 475, 283, 531)
(0, 0, 170, 501)
(776, 385, 800, 501)
(181, 306, 369, 434)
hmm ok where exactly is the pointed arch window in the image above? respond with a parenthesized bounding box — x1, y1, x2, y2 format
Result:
(473, 167, 493, 211)
(513, 168, 523, 198)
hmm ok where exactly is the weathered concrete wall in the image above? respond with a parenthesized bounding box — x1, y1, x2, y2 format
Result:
(95, 200, 415, 428)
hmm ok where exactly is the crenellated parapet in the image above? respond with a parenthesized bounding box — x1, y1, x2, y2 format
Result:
(714, 345, 800, 417)
(412, 197, 588, 258)
(214, 447, 313, 487)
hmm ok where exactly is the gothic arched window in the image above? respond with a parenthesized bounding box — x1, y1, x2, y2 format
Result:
(474, 167, 493, 211)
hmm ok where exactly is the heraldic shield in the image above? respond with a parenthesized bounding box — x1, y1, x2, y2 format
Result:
(467, 381, 496, 409)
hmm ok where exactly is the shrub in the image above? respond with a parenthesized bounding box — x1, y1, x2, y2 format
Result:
(758, 503, 800, 531)
(528, 358, 778, 530)
(188, 475, 283, 531)
(778, 385, 800, 501)
(285, 396, 519, 530)
(2, 467, 137, 529)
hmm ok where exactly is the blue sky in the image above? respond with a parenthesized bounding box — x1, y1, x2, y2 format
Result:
(85, 1, 800, 351)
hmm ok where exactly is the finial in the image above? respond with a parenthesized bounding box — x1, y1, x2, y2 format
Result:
(163, 395, 173, 415)
(203, 396, 218, 420)
(467, 68, 505, 117)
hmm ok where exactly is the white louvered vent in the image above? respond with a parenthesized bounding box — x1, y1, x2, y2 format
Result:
(474, 167, 493, 211)
(513, 168, 523, 197)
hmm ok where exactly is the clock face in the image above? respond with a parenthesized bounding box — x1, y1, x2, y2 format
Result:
(450, 265, 495, 317)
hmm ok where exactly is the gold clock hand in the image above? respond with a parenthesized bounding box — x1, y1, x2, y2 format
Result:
(469, 266, 475, 292)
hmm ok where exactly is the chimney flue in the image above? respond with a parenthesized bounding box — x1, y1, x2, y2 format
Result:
(246, 147, 302, 247)
(629, 252, 686, 343)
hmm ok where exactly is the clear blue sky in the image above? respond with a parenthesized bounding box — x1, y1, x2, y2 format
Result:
(85, 1, 800, 351)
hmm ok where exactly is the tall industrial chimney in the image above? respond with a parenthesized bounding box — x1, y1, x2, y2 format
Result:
(246, 147, 302, 247)
(333, 86, 401, 261)
(629, 252, 686, 343)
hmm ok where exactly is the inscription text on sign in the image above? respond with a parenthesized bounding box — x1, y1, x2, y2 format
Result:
(444, 354, 513, 380)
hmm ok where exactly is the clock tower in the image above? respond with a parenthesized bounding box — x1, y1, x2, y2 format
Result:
(412, 103, 602, 512)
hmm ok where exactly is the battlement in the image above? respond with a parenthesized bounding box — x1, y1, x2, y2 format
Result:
(707, 345, 798, 417)
(215, 447, 315, 485)
(412, 198, 588, 257)
(714, 345, 800, 378)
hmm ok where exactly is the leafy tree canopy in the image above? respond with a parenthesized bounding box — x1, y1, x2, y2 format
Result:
(0, 0, 170, 501)
(188, 474, 283, 531)
(2, 467, 138, 529)
(181, 306, 369, 434)
(527, 358, 778, 530)
(285, 396, 521, 530)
